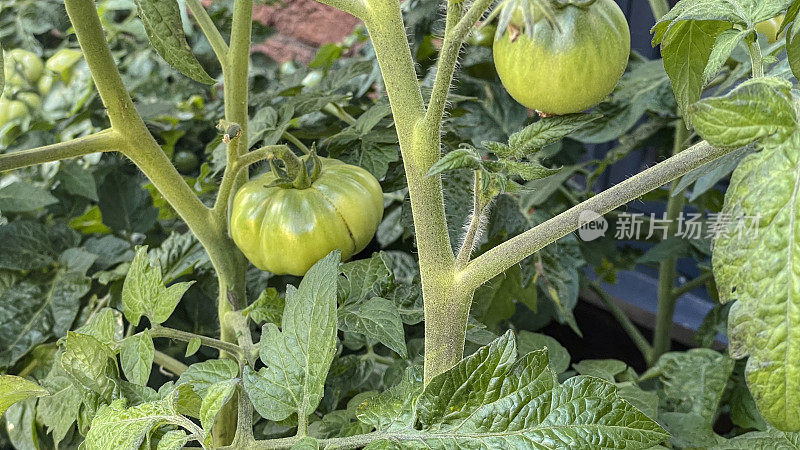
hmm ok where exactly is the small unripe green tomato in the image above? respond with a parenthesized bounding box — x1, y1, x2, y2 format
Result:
(755, 15, 785, 44)
(37, 73, 56, 96)
(302, 70, 323, 88)
(0, 98, 30, 125)
(173, 151, 200, 173)
(45, 48, 83, 82)
(230, 158, 384, 276)
(4, 49, 44, 86)
(468, 24, 497, 47)
(16, 92, 41, 111)
(493, 0, 630, 115)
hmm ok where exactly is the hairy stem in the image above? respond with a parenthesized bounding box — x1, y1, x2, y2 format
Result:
(282, 131, 310, 155)
(0, 129, 121, 172)
(747, 38, 764, 78)
(651, 121, 688, 364)
(457, 140, 733, 293)
(672, 271, 714, 299)
(146, 325, 245, 358)
(648, 0, 670, 20)
(186, 0, 229, 65)
(455, 171, 487, 269)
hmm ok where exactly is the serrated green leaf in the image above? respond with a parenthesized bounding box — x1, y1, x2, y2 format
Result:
(0, 375, 48, 416)
(185, 337, 201, 357)
(368, 331, 668, 448)
(244, 252, 339, 421)
(57, 161, 98, 201)
(245, 288, 285, 326)
(0, 221, 79, 271)
(121, 330, 154, 386)
(572, 359, 628, 382)
(199, 379, 237, 433)
(501, 160, 561, 181)
(703, 29, 748, 84)
(83, 397, 189, 450)
(713, 132, 800, 431)
(644, 349, 734, 424)
(133, 0, 215, 84)
(38, 354, 83, 446)
(339, 297, 407, 358)
(122, 246, 193, 326)
(61, 332, 116, 398)
(291, 436, 320, 449)
(156, 430, 190, 450)
(148, 231, 209, 283)
(504, 114, 600, 158)
(356, 366, 423, 431)
(713, 427, 800, 449)
(0, 272, 90, 367)
(0, 181, 57, 213)
(689, 77, 796, 148)
(426, 148, 482, 177)
(660, 20, 729, 119)
(516, 331, 570, 373)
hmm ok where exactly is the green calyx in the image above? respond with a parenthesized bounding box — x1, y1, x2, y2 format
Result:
(268, 146, 323, 190)
(553, 0, 597, 9)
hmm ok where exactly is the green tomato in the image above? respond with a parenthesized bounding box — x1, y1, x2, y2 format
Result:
(755, 15, 785, 44)
(4, 49, 44, 86)
(468, 24, 497, 47)
(16, 92, 41, 111)
(302, 70, 323, 88)
(0, 98, 30, 125)
(173, 151, 200, 173)
(45, 48, 83, 82)
(37, 73, 56, 96)
(493, 0, 630, 115)
(230, 158, 384, 276)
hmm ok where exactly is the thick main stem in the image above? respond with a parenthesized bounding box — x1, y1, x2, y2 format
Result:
(651, 121, 688, 364)
(363, 0, 458, 383)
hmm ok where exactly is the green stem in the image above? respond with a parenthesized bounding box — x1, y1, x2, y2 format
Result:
(186, 0, 229, 65)
(364, 0, 458, 383)
(747, 38, 765, 78)
(146, 325, 245, 358)
(648, 0, 670, 20)
(311, 0, 368, 19)
(322, 103, 358, 126)
(457, 140, 734, 293)
(282, 131, 310, 155)
(651, 120, 688, 364)
(455, 170, 487, 270)
(153, 350, 189, 376)
(672, 271, 714, 299)
(588, 282, 652, 361)
(0, 129, 122, 172)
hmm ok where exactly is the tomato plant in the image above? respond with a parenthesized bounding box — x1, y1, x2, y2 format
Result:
(1, 0, 800, 448)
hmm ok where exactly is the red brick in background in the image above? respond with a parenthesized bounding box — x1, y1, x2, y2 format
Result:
(200, 0, 359, 64)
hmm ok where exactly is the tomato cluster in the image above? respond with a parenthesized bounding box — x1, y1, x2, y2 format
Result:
(492, 0, 630, 115)
(1, 48, 83, 126)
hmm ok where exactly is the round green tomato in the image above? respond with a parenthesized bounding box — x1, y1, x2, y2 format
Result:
(174, 151, 200, 173)
(4, 49, 44, 86)
(37, 73, 57, 96)
(468, 24, 497, 47)
(0, 98, 29, 125)
(16, 92, 41, 111)
(230, 158, 383, 276)
(493, 0, 630, 115)
(45, 48, 83, 82)
(755, 15, 785, 43)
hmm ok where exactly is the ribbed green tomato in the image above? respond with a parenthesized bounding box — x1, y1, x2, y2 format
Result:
(493, 0, 630, 115)
(230, 158, 383, 276)
(45, 48, 83, 82)
(4, 49, 44, 86)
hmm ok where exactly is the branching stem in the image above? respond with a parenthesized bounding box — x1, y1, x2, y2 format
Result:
(0, 129, 121, 172)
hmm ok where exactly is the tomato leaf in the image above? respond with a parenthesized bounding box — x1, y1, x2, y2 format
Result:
(426, 148, 482, 177)
(713, 133, 800, 431)
(133, 0, 215, 85)
(0, 180, 57, 213)
(503, 113, 600, 159)
(82, 397, 190, 450)
(360, 332, 668, 448)
(688, 77, 797, 148)
(199, 379, 237, 436)
(243, 251, 340, 421)
(122, 246, 194, 326)
(120, 330, 154, 387)
(0, 375, 48, 416)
